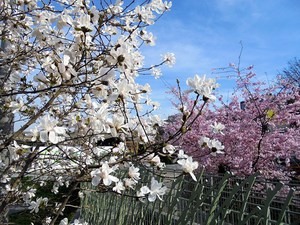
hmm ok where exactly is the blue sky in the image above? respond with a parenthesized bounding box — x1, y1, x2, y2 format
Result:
(139, 0, 300, 118)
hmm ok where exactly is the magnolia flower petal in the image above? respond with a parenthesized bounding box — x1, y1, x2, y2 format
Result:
(54, 126, 65, 134)
(189, 172, 197, 182)
(140, 186, 150, 195)
(39, 131, 48, 143)
(63, 54, 70, 66)
(91, 176, 101, 186)
(49, 131, 58, 144)
(148, 193, 157, 202)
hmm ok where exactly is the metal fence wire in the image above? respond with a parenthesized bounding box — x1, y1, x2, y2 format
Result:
(178, 172, 300, 225)
(81, 166, 300, 225)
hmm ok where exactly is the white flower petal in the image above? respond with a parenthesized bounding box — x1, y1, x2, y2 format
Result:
(63, 54, 70, 66)
(140, 186, 150, 195)
(49, 131, 58, 144)
(54, 126, 65, 134)
(39, 131, 48, 143)
(91, 176, 101, 186)
(189, 172, 197, 182)
(148, 193, 157, 202)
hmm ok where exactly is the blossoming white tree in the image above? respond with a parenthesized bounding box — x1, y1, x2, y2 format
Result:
(0, 0, 219, 224)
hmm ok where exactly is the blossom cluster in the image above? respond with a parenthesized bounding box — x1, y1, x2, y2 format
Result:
(165, 65, 300, 180)
(186, 74, 220, 101)
(0, 0, 219, 224)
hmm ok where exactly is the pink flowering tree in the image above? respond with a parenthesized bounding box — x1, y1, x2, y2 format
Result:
(165, 64, 300, 180)
(0, 1, 222, 224)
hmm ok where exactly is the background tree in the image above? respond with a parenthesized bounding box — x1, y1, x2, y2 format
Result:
(279, 58, 300, 90)
(165, 64, 300, 180)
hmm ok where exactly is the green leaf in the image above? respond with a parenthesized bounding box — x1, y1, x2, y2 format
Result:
(266, 109, 275, 119)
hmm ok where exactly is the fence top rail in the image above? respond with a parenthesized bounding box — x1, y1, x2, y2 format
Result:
(152, 165, 300, 203)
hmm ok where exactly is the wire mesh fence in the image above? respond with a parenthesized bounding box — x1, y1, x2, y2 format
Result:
(81, 166, 300, 225)
(178, 171, 300, 225)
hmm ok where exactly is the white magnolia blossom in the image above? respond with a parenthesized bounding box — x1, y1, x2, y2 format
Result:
(198, 136, 211, 147)
(137, 178, 167, 202)
(29, 197, 48, 213)
(23, 189, 36, 204)
(38, 115, 66, 144)
(112, 142, 126, 154)
(128, 165, 141, 181)
(124, 178, 137, 190)
(146, 153, 166, 169)
(186, 74, 220, 101)
(0, 174, 10, 183)
(8, 141, 31, 162)
(45, 217, 52, 224)
(198, 137, 225, 156)
(210, 122, 225, 135)
(163, 52, 176, 67)
(148, 178, 168, 201)
(59, 218, 68, 225)
(91, 162, 119, 186)
(149, 115, 164, 127)
(151, 66, 162, 79)
(134, 6, 156, 25)
(177, 150, 188, 159)
(108, 114, 129, 137)
(9, 99, 27, 113)
(78, 191, 84, 199)
(113, 181, 125, 194)
(141, 30, 156, 46)
(208, 139, 225, 156)
(26, 127, 39, 142)
(177, 157, 199, 181)
(162, 144, 176, 155)
(75, 14, 93, 32)
(151, 0, 172, 13)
